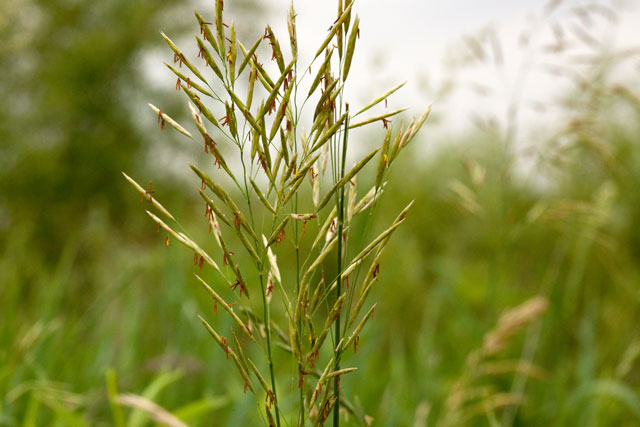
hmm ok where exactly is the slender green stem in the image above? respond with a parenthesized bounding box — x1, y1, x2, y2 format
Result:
(333, 110, 349, 426)
(294, 194, 305, 426)
(259, 269, 281, 427)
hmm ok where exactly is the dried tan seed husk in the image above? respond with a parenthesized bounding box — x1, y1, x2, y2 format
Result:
(265, 243, 281, 283)
(325, 367, 357, 379)
(115, 395, 187, 427)
(473, 360, 546, 380)
(353, 184, 384, 216)
(402, 104, 431, 149)
(483, 296, 548, 356)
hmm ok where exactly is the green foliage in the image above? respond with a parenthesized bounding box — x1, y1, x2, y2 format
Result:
(2, 0, 640, 426)
(0, 0, 187, 259)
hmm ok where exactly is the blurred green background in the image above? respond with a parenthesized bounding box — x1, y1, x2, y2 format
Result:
(2, 0, 640, 425)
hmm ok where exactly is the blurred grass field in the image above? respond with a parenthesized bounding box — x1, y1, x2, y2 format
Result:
(2, 0, 640, 425)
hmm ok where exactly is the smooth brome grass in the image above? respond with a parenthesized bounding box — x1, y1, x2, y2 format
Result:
(124, 1, 429, 425)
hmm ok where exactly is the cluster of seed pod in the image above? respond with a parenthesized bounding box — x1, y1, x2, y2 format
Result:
(124, 0, 429, 425)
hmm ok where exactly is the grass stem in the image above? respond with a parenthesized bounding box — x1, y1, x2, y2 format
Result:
(333, 109, 349, 426)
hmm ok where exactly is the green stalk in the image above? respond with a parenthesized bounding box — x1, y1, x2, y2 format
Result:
(333, 111, 349, 426)
(295, 194, 305, 426)
(259, 269, 281, 427)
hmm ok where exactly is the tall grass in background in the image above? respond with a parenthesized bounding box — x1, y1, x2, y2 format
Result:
(372, 1, 640, 424)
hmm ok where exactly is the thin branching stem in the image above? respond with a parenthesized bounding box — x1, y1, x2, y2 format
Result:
(260, 269, 281, 427)
(333, 110, 349, 426)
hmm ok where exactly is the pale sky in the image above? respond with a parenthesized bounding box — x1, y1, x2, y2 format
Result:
(153, 0, 640, 154)
(261, 0, 640, 146)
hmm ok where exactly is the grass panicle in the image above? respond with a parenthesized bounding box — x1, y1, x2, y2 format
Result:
(124, 1, 427, 424)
